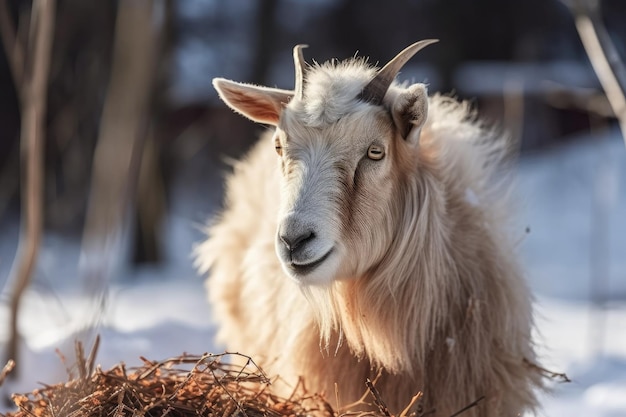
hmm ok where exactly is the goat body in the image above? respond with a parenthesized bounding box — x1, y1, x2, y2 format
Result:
(195, 42, 544, 417)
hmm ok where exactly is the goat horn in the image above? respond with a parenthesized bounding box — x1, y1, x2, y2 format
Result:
(359, 39, 439, 105)
(293, 44, 308, 100)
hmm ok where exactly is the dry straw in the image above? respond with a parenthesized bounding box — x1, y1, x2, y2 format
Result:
(0, 339, 506, 417)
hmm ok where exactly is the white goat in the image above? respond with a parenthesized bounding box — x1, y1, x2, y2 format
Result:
(196, 41, 544, 417)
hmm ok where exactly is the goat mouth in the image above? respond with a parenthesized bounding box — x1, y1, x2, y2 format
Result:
(289, 249, 333, 275)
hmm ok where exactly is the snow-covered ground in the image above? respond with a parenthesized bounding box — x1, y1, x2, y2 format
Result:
(1, 131, 625, 416)
(518, 131, 626, 417)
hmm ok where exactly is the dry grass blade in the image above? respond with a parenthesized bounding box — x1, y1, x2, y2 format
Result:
(448, 396, 485, 417)
(85, 335, 100, 378)
(74, 341, 86, 381)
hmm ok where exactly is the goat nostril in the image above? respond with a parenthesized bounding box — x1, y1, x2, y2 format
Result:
(281, 231, 315, 252)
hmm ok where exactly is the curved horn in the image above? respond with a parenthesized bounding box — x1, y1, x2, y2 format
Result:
(293, 44, 308, 100)
(359, 39, 439, 105)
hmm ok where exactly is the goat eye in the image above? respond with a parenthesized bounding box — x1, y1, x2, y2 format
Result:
(367, 144, 385, 160)
(274, 137, 283, 156)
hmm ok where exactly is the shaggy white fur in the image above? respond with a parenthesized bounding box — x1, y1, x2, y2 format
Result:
(195, 43, 545, 417)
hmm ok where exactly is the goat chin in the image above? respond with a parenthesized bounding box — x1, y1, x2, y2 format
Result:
(196, 43, 546, 417)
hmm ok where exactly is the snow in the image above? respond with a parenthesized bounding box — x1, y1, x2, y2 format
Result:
(1, 131, 626, 415)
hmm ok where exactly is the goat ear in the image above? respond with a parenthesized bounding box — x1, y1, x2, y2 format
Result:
(390, 84, 428, 146)
(213, 78, 294, 125)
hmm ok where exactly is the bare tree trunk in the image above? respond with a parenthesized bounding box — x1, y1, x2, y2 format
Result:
(2, 0, 55, 378)
(79, 0, 158, 329)
(567, 0, 626, 146)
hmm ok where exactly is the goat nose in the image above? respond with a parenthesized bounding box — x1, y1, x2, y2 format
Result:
(280, 230, 315, 252)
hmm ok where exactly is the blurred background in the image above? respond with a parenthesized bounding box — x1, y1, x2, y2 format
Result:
(0, 0, 625, 415)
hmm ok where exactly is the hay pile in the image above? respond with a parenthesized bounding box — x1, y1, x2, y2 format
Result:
(0, 340, 495, 417)
(0, 347, 336, 417)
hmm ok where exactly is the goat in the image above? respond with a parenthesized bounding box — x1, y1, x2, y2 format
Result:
(195, 41, 544, 417)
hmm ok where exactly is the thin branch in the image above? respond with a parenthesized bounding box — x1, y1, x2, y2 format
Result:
(566, 0, 626, 146)
(0, 360, 15, 387)
(523, 358, 571, 383)
(365, 378, 391, 417)
(398, 391, 423, 417)
(6, 0, 56, 378)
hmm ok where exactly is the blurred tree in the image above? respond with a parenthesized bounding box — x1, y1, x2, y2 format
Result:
(81, 0, 160, 297)
(0, 0, 175, 266)
(0, 0, 117, 230)
(1, 0, 55, 381)
(44, 0, 116, 231)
